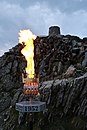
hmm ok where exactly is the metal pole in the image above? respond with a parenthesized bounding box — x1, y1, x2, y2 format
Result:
(29, 113, 33, 130)
(29, 121, 33, 130)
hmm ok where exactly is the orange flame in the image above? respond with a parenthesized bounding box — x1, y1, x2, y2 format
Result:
(19, 30, 36, 78)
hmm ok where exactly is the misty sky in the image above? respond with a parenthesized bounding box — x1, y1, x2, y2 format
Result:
(0, 0, 87, 56)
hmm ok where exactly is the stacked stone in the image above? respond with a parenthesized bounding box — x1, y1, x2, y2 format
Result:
(0, 44, 26, 130)
(0, 26, 87, 130)
(35, 26, 87, 81)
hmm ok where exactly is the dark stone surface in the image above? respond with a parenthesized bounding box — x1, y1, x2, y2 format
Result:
(49, 26, 60, 35)
(0, 29, 87, 130)
(0, 93, 11, 113)
(82, 51, 87, 67)
(40, 73, 87, 117)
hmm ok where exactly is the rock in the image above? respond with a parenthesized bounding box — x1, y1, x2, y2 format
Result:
(72, 48, 80, 54)
(83, 37, 87, 42)
(72, 40, 77, 47)
(18, 93, 25, 102)
(0, 93, 11, 112)
(18, 112, 26, 125)
(82, 51, 87, 67)
(4, 113, 10, 122)
(0, 62, 12, 78)
(12, 60, 18, 73)
(0, 27, 87, 130)
(0, 55, 8, 68)
(64, 65, 76, 77)
(58, 61, 63, 74)
(40, 73, 87, 118)
(11, 89, 23, 107)
(1, 74, 17, 91)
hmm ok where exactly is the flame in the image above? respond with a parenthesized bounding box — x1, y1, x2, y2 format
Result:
(19, 30, 36, 78)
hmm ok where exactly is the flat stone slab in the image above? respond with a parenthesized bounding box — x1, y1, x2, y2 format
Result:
(16, 101, 46, 112)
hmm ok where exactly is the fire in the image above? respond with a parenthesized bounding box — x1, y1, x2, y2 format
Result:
(19, 30, 36, 78)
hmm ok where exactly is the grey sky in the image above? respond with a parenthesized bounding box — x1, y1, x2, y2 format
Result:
(0, 0, 87, 56)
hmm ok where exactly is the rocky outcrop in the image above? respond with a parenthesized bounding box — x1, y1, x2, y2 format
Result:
(40, 73, 87, 117)
(0, 44, 26, 130)
(0, 26, 87, 130)
(0, 44, 26, 91)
